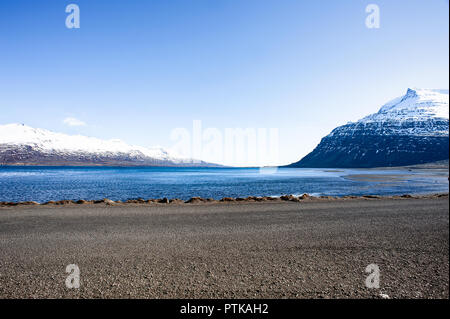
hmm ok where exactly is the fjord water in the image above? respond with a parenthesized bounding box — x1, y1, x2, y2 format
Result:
(0, 166, 448, 203)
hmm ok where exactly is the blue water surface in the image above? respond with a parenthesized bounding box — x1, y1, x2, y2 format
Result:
(0, 166, 448, 203)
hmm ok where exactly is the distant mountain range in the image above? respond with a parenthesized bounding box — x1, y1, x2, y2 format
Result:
(2, 88, 448, 168)
(289, 88, 449, 168)
(0, 124, 215, 167)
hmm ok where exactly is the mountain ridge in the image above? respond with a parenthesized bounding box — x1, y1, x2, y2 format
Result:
(288, 88, 449, 168)
(0, 123, 215, 167)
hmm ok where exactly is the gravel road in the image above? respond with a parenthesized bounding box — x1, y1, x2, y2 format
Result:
(0, 197, 448, 298)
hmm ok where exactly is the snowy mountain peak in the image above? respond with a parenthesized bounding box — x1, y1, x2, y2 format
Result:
(0, 123, 213, 166)
(402, 88, 418, 100)
(0, 123, 174, 160)
(362, 88, 449, 123)
(290, 88, 449, 168)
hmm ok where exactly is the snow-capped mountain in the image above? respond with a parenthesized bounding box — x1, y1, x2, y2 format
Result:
(0, 124, 213, 166)
(289, 88, 449, 168)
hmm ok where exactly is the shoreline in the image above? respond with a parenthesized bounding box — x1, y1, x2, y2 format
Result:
(1, 192, 448, 208)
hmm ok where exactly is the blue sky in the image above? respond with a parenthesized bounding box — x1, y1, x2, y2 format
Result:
(0, 0, 448, 165)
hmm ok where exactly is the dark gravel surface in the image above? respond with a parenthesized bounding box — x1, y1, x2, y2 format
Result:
(0, 198, 448, 299)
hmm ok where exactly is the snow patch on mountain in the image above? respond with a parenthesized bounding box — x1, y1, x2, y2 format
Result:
(0, 123, 187, 162)
(328, 88, 449, 138)
(360, 88, 449, 123)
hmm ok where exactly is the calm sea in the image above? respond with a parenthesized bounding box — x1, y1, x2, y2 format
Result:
(0, 166, 448, 203)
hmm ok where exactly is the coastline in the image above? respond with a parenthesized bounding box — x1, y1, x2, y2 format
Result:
(1, 164, 447, 205)
(1, 192, 448, 208)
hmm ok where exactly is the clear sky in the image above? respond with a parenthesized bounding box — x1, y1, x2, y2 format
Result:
(0, 0, 448, 166)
